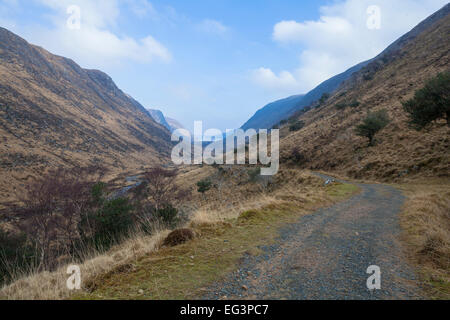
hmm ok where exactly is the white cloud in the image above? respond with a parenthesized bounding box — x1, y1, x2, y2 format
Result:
(125, 0, 157, 19)
(11, 0, 172, 69)
(254, 0, 448, 93)
(273, 17, 353, 45)
(251, 68, 299, 91)
(197, 19, 229, 35)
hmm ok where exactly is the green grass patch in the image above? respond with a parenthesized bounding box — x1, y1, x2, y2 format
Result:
(325, 183, 360, 200)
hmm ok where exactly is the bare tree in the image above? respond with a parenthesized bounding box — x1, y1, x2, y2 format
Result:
(141, 167, 189, 210)
(15, 166, 106, 270)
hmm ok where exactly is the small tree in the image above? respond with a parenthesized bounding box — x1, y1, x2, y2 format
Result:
(133, 167, 189, 230)
(336, 103, 348, 110)
(142, 167, 188, 210)
(349, 100, 361, 108)
(319, 93, 330, 105)
(291, 147, 307, 165)
(15, 166, 106, 270)
(402, 72, 450, 129)
(197, 179, 212, 195)
(154, 205, 179, 228)
(355, 109, 390, 146)
(247, 168, 260, 183)
(289, 120, 305, 132)
(79, 197, 133, 249)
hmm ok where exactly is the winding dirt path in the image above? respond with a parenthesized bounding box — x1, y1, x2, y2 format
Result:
(204, 174, 425, 300)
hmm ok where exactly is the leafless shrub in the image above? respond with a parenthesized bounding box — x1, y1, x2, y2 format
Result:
(132, 167, 190, 229)
(141, 167, 189, 210)
(13, 166, 107, 271)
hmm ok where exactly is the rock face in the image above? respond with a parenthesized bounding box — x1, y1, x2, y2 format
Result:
(0, 27, 173, 206)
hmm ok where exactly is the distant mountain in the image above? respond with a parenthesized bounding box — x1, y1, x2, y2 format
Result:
(0, 27, 173, 206)
(147, 109, 171, 131)
(241, 94, 305, 130)
(166, 117, 185, 131)
(147, 109, 184, 133)
(242, 60, 371, 130)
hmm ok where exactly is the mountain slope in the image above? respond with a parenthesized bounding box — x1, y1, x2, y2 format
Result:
(0, 27, 172, 207)
(147, 109, 184, 132)
(242, 61, 370, 130)
(241, 94, 304, 130)
(147, 109, 171, 131)
(166, 117, 185, 132)
(279, 4, 450, 181)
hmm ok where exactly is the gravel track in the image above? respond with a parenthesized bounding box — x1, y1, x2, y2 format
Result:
(203, 174, 424, 300)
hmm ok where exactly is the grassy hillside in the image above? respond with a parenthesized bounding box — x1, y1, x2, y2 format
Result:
(0, 28, 172, 209)
(275, 5, 449, 298)
(279, 5, 449, 181)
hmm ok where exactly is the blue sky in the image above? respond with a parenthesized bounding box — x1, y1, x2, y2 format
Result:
(0, 0, 447, 131)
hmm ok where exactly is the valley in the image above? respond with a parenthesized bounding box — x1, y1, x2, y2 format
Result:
(0, 2, 448, 302)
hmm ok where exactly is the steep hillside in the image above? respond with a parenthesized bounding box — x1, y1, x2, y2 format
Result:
(0, 28, 173, 207)
(280, 4, 450, 181)
(241, 61, 370, 130)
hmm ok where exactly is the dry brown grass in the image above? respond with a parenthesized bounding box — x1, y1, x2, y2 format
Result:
(0, 229, 170, 300)
(175, 166, 329, 227)
(0, 168, 338, 300)
(398, 179, 450, 299)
